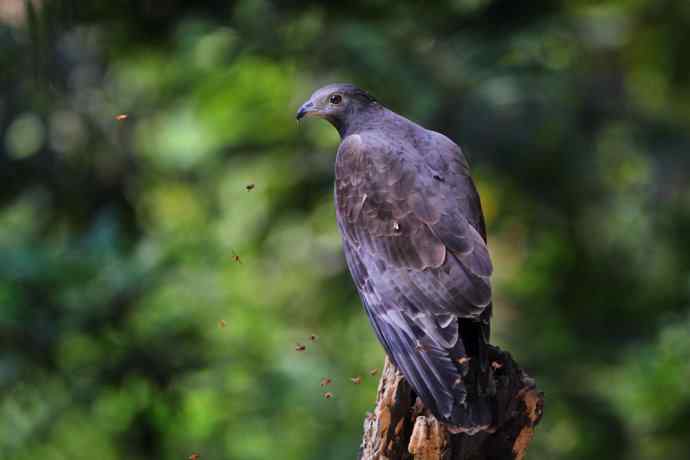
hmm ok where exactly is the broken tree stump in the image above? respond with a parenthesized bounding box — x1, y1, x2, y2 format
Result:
(359, 346, 543, 460)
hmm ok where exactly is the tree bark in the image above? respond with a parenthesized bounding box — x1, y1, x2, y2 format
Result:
(359, 346, 543, 460)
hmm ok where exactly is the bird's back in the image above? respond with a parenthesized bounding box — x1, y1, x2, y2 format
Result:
(333, 107, 495, 429)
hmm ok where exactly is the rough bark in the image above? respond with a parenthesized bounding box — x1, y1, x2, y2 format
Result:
(359, 346, 543, 460)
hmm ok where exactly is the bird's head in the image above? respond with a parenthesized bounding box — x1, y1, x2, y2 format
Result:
(296, 83, 377, 135)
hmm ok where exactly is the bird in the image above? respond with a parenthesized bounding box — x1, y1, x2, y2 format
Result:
(297, 83, 494, 432)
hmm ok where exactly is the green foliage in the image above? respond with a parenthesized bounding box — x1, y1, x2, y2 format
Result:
(1, 0, 689, 459)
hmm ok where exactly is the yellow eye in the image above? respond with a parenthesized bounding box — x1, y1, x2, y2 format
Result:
(329, 94, 342, 105)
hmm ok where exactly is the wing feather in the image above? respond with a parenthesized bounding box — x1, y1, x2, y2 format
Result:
(335, 130, 493, 427)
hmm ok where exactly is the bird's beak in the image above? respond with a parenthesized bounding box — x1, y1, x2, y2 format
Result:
(296, 101, 316, 120)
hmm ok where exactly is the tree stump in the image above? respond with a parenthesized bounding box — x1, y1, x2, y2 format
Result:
(359, 346, 543, 460)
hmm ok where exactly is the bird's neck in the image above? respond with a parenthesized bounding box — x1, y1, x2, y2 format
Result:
(331, 103, 385, 139)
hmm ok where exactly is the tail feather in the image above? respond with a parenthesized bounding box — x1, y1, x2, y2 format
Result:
(374, 313, 494, 429)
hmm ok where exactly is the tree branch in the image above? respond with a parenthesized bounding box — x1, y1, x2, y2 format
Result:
(359, 347, 544, 460)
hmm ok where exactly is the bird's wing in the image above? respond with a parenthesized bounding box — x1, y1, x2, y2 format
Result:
(335, 132, 492, 316)
(335, 132, 493, 426)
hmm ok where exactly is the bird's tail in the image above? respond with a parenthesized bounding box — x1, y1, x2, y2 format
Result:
(457, 317, 493, 398)
(443, 318, 493, 432)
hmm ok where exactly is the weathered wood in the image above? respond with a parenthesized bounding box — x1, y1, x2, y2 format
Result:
(359, 347, 543, 460)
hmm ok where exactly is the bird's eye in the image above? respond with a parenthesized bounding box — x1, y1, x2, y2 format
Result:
(329, 94, 342, 105)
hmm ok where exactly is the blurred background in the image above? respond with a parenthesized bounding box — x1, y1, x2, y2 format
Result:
(1, 1, 690, 459)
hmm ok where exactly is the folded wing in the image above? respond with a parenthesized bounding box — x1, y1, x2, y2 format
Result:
(335, 132, 493, 426)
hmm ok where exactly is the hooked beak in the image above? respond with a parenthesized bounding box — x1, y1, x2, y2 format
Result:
(296, 101, 316, 120)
